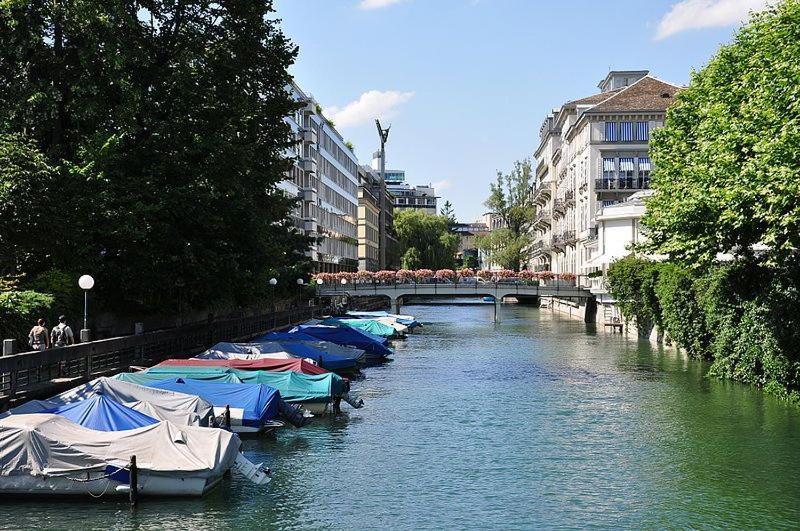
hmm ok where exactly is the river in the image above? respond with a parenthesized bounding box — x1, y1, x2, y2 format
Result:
(2, 303, 800, 529)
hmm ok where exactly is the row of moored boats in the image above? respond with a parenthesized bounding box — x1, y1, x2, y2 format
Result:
(0, 310, 419, 498)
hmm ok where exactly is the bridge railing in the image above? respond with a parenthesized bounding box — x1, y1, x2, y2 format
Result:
(0, 305, 322, 409)
(317, 275, 596, 296)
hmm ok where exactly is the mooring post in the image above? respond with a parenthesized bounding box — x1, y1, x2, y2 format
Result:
(224, 405, 231, 430)
(2, 339, 17, 357)
(129, 455, 138, 507)
(494, 300, 499, 323)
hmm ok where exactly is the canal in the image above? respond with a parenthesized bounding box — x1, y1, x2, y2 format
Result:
(3, 303, 800, 529)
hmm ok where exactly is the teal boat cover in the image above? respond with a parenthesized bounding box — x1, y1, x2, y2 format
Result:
(114, 366, 347, 404)
(321, 317, 397, 338)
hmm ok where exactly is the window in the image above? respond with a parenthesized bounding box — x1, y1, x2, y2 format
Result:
(638, 157, 651, 176)
(636, 122, 649, 141)
(619, 122, 634, 142)
(602, 157, 615, 179)
(619, 157, 635, 188)
(604, 122, 617, 141)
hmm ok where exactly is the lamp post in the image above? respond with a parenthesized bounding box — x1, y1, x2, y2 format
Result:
(78, 274, 94, 342)
(268, 278, 277, 329)
(296, 278, 304, 308)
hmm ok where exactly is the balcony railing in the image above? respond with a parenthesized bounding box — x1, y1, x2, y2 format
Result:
(553, 199, 566, 215)
(595, 176, 651, 191)
(534, 209, 551, 225)
(564, 189, 575, 204)
(561, 230, 576, 245)
(586, 226, 598, 244)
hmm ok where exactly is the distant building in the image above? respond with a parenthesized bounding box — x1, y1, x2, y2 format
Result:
(373, 154, 438, 216)
(530, 70, 681, 278)
(453, 222, 490, 268)
(283, 82, 359, 272)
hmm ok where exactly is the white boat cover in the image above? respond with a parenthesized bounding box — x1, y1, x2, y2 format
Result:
(8, 377, 215, 427)
(200, 342, 297, 360)
(373, 317, 409, 333)
(0, 414, 240, 479)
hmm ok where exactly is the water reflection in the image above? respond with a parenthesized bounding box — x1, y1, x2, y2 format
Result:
(2, 304, 799, 529)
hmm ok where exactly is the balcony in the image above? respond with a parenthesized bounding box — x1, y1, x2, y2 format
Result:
(562, 230, 576, 246)
(297, 128, 316, 144)
(303, 219, 318, 233)
(586, 226, 598, 244)
(553, 199, 565, 216)
(565, 189, 575, 205)
(299, 157, 317, 173)
(300, 188, 317, 203)
(533, 208, 552, 227)
(595, 176, 650, 192)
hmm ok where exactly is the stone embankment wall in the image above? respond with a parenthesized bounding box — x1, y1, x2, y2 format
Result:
(545, 297, 665, 344)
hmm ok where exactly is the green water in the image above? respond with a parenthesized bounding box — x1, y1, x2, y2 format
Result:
(2, 304, 800, 529)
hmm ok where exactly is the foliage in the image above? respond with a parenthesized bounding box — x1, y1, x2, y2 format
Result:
(654, 263, 710, 358)
(477, 159, 536, 271)
(440, 200, 457, 230)
(642, 0, 800, 268)
(463, 254, 478, 269)
(0, 0, 310, 314)
(0, 290, 55, 345)
(606, 256, 662, 335)
(394, 209, 459, 270)
(435, 269, 455, 280)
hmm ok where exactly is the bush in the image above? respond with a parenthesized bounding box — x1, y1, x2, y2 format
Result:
(0, 290, 55, 345)
(654, 263, 711, 359)
(606, 255, 662, 336)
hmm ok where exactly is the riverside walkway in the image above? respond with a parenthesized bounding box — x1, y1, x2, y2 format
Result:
(317, 279, 594, 315)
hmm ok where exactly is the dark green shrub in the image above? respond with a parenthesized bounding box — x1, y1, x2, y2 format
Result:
(654, 263, 711, 359)
(606, 255, 662, 337)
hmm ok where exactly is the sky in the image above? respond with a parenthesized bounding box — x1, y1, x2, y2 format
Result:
(273, 0, 770, 222)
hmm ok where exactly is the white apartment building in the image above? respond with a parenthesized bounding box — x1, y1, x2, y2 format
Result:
(283, 82, 359, 272)
(374, 159, 438, 216)
(530, 71, 680, 283)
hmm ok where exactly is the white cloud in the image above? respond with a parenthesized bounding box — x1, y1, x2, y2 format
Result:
(432, 179, 452, 192)
(655, 0, 770, 40)
(326, 90, 415, 129)
(359, 0, 406, 9)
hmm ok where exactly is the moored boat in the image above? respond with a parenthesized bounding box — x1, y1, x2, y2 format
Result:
(0, 414, 241, 497)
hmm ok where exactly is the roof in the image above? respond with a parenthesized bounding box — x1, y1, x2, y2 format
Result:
(564, 88, 623, 107)
(587, 76, 681, 113)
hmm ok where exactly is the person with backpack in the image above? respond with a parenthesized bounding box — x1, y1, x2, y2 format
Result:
(51, 315, 75, 348)
(28, 319, 50, 351)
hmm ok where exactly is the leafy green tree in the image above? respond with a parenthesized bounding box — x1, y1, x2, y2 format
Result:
(394, 209, 458, 269)
(643, 0, 800, 268)
(477, 160, 535, 271)
(0, 0, 310, 313)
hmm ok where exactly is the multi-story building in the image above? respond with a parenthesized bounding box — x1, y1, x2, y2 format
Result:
(357, 166, 382, 272)
(453, 222, 490, 268)
(530, 70, 680, 281)
(283, 82, 359, 272)
(375, 159, 439, 215)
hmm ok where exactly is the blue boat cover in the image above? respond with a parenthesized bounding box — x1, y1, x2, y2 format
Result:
(147, 378, 280, 429)
(48, 394, 159, 431)
(258, 341, 358, 371)
(288, 325, 392, 357)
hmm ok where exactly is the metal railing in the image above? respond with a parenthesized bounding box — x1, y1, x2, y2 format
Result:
(595, 176, 651, 191)
(0, 305, 322, 408)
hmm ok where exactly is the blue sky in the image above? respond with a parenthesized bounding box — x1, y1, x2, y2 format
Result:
(273, 0, 768, 221)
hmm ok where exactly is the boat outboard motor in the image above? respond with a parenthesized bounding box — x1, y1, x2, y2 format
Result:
(278, 399, 313, 428)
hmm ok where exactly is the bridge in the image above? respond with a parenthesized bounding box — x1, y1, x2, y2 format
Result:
(316, 280, 595, 320)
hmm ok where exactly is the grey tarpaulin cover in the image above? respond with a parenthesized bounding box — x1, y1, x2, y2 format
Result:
(7, 377, 215, 427)
(0, 414, 240, 478)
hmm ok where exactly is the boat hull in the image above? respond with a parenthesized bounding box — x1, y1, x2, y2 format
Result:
(0, 471, 224, 497)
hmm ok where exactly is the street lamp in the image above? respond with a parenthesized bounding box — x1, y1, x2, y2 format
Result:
(341, 278, 347, 285)
(268, 278, 277, 328)
(296, 278, 304, 307)
(78, 274, 94, 342)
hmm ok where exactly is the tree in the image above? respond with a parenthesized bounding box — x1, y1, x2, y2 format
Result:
(0, 0, 310, 313)
(440, 200, 456, 230)
(642, 0, 800, 268)
(393, 209, 458, 270)
(477, 160, 536, 271)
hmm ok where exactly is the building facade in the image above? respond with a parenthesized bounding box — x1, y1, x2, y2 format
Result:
(284, 82, 359, 272)
(453, 222, 490, 268)
(375, 159, 439, 216)
(357, 166, 382, 272)
(530, 71, 680, 282)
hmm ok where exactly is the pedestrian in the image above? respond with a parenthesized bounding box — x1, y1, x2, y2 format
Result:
(51, 315, 75, 348)
(28, 318, 50, 351)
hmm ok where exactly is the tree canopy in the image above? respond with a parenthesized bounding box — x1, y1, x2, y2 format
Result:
(393, 209, 458, 270)
(642, 0, 800, 268)
(0, 0, 310, 314)
(477, 160, 536, 271)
